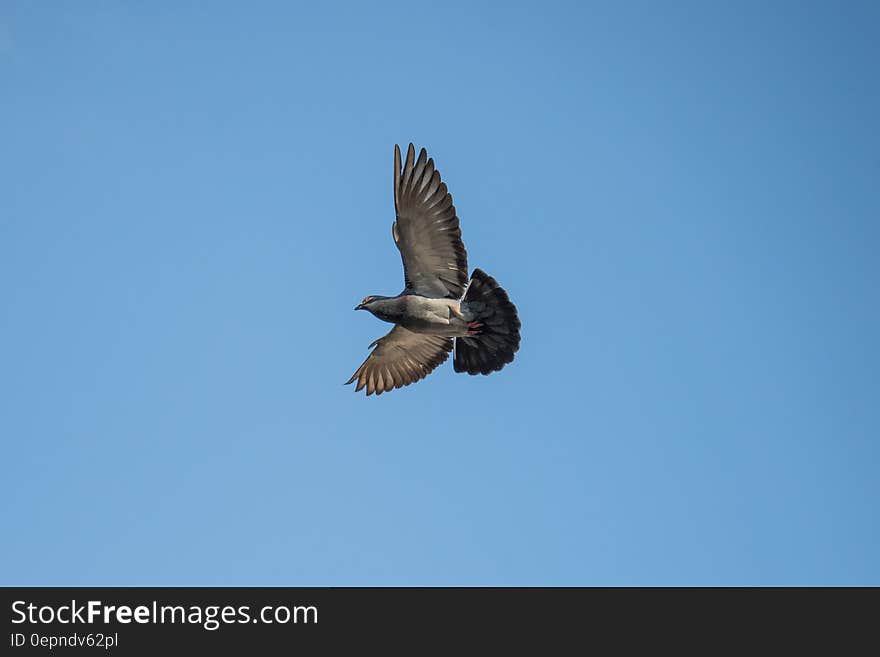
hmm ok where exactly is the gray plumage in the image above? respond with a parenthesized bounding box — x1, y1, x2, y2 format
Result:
(347, 144, 521, 396)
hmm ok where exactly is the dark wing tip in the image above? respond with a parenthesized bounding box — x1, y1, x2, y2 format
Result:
(394, 144, 402, 212)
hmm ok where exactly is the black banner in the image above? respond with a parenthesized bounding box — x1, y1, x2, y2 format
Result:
(2, 587, 876, 653)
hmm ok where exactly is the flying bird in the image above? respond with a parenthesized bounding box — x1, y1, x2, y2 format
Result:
(346, 143, 521, 396)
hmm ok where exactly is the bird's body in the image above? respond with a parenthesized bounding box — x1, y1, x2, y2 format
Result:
(347, 143, 521, 395)
(363, 294, 472, 336)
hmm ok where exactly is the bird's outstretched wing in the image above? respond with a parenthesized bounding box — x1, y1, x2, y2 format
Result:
(346, 325, 453, 396)
(392, 143, 469, 299)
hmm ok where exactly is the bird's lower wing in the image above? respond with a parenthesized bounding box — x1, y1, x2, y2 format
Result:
(346, 325, 453, 396)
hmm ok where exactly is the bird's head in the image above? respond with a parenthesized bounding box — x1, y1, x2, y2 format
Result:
(355, 295, 380, 311)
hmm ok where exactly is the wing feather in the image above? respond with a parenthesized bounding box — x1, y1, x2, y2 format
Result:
(391, 143, 469, 299)
(345, 325, 453, 396)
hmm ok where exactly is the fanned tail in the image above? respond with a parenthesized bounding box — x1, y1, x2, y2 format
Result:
(454, 269, 521, 375)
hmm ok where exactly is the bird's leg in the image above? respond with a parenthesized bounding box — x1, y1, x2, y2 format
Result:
(449, 303, 465, 319)
(451, 303, 482, 334)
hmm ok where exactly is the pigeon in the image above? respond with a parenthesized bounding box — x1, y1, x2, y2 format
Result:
(346, 143, 521, 396)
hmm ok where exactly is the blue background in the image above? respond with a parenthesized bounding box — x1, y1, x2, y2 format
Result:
(2, 1, 878, 585)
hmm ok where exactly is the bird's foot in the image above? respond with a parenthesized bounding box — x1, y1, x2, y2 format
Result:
(467, 321, 484, 335)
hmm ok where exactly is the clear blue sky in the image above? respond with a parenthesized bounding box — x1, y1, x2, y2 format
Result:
(2, 1, 878, 585)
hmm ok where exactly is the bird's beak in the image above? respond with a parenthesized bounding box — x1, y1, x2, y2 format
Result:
(354, 303, 364, 311)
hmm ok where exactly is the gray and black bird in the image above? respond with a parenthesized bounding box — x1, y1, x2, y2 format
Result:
(347, 143, 521, 395)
